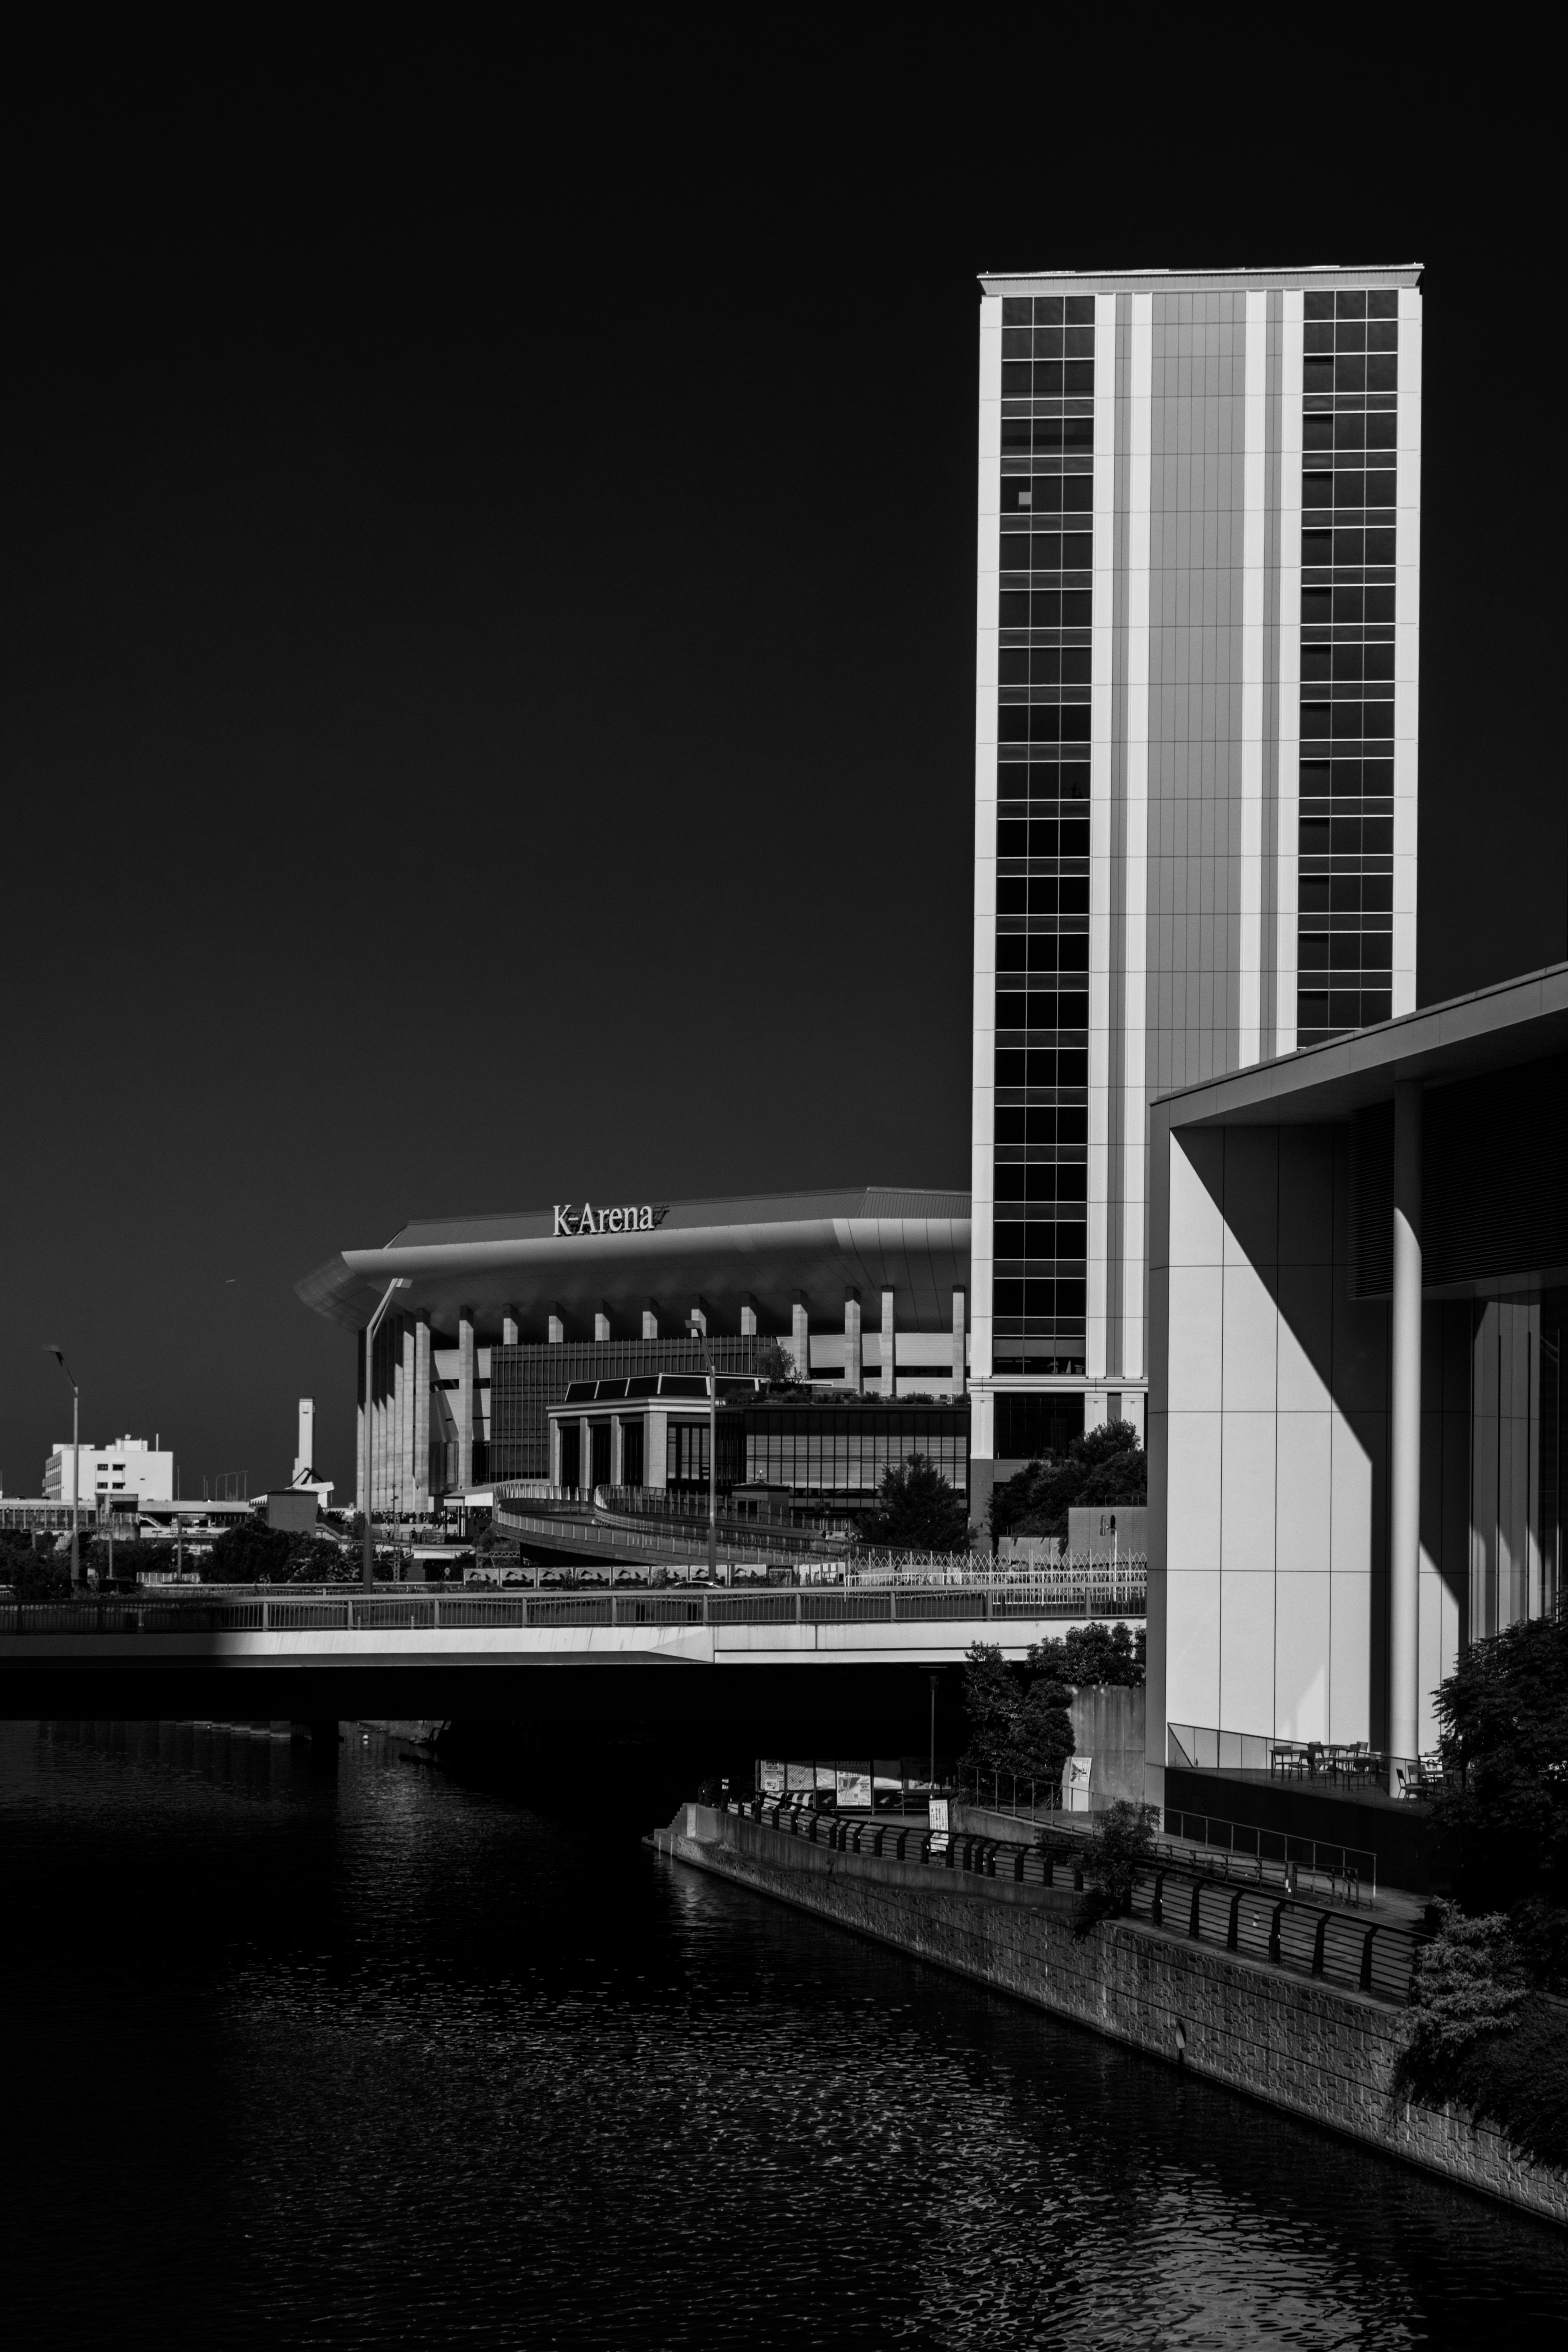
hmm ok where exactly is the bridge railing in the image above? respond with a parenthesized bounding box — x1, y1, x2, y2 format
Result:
(0, 1585, 1143, 1637)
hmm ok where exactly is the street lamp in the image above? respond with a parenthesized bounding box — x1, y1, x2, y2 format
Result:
(45, 1347, 82, 1588)
(363, 1279, 412, 1588)
(706, 1361, 718, 1584)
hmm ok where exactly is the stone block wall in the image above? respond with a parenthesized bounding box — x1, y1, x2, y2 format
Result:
(655, 1805, 1567, 2227)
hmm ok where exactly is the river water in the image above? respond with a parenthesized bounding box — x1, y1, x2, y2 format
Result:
(2, 1720, 1563, 2349)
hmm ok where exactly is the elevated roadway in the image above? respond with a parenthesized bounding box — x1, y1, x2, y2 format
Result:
(0, 1585, 1144, 1745)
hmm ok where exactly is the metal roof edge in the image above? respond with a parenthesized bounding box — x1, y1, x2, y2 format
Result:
(979, 263, 1423, 296)
(1152, 960, 1568, 1125)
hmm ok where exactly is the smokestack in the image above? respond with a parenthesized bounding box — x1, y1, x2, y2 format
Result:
(294, 1397, 315, 1482)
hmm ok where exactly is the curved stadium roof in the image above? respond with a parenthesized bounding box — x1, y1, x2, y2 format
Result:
(298, 1186, 972, 1343)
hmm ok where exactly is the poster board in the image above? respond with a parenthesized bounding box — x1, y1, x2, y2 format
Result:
(1063, 1755, 1093, 1813)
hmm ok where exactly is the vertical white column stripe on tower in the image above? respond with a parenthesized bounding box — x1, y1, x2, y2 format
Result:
(972, 293, 1003, 1391)
(1393, 287, 1422, 1016)
(1086, 291, 1117, 1383)
(1120, 294, 1153, 1383)
(1238, 291, 1268, 1067)
(1275, 292, 1304, 1055)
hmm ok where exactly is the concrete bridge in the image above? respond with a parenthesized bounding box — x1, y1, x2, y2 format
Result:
(0, 1584, 1144, 1748)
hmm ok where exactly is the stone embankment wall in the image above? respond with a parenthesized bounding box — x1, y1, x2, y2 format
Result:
(655, 1804, 1567, 2228)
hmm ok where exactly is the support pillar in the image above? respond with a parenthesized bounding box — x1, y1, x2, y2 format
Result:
(844, 1291, 862, 1396)
(595, 1309, 611, 1342)
(457, 1313, 476, 1492)
(579, 1414, 593, 1499)
(413, 1319, 432, 1508)
(356, 1397, 368, 1515)
(690, 1300, 708, 1339)
(502, 1314, 519, 1346)
(740, 1294, 758, 1338)
(642, 1301, 659, 1340)
(1389, 1078, 1423, 1784)
(548, 1310, 565, 1345)
(792, 1294, 810, 1385)
(952, 1287, 967, 1396)
(880, 1288, 896, 1396)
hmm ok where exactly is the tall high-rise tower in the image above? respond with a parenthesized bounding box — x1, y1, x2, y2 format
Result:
(969, 264, 1422, 1526)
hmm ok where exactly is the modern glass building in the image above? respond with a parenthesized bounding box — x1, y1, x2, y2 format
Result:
(970, 264, 1423, 1527)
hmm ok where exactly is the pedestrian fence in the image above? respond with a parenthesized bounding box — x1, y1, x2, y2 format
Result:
(715, 1795, 1423, 2004)
(0, 1585, 1140, 1637)
(956, 1771, 1379, 1904)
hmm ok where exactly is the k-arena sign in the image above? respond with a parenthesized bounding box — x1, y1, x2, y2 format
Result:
(553, 1202, 669, 1238)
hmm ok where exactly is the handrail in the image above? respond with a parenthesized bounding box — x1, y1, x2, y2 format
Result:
(710, 1797, 1423, 2002)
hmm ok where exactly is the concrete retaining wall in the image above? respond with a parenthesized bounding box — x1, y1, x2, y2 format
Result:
(656, 1804, 1567, 2227)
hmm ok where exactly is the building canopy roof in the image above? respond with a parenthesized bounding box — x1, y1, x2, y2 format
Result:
(297, 1186, 971, 1342)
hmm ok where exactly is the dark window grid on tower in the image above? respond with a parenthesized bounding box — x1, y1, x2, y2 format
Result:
(993, 295, 1094, 1374)
(1297, 289, 1398, 1046)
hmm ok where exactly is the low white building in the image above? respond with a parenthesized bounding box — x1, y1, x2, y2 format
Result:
(44, 1434, 174, 1505)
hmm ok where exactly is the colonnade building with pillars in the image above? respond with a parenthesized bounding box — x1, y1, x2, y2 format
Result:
(296, 1187, 971, 1515)
(1146, 960, 1566, 1820)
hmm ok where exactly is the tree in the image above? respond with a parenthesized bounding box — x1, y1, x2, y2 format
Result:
(989, 1421, 1146, 1542)
(958, 1641, 1075, 1791)
(204, 1516, 352, 1585)
(1428, 1610, 1568, 1989)
(860, 1454, 969, 1550)
(1071, 1800, 1158, 1936)
(1028, 1621, 1145, 1688)
(0, 1531, 71, 1601)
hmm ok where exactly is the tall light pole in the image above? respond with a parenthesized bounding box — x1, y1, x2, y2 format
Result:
(706, 1361, 718, 1584)
(46, 1348, 82, 1588)
(362, 1279, 412, 1588)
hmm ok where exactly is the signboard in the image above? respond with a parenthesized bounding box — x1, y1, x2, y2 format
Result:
(554, 1202, 668, 1237)
(758, 1760, 785, 1796)
(928, 1793, 950, 1851)
(834, 1769, 872, 1808)
(1063, 1754, 1094, 1814)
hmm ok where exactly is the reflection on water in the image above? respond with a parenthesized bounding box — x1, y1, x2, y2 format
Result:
(2, 1719, 1563, 2349)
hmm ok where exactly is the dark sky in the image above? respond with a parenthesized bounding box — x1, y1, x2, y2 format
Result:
(3, 56, 1561, 1503)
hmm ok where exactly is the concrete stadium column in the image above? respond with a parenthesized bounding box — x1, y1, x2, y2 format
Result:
(502, 1314, 519, 1346)
(548, 1310, 565, 1345)
(880, 1289, 896, 1396)
(595, 1309, 611, 1342)
(951, 1288, 967, 1396)
(579, 1413, 593, 1498)
(792, 1294, 810, 1384)
(690, 1300, 708, 1339)
(646, 1408, 668, 1488)
(1389, 1078, 1423, 1786)
(611, 1415, 624, 1486)
(457, 1313, 476, 1491)
(844, 1291, 863, 1395)
(740, 1294, 758, 1338)
(550, 1418, 562, 1486)
(642, 1301, 659, 1340)
(412, 1320, 432, 1508)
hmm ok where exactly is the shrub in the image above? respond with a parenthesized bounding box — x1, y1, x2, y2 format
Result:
(1429, 1611, 1568, 1990)
(1071, 1800, 1158, 1936)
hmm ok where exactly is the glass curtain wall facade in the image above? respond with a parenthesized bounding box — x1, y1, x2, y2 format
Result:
(993, 292, 1095, 1378)
(973, 265, 1422, 1530)
(1297, 288, 1401, 1043)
